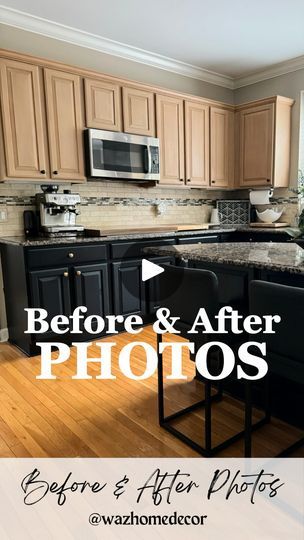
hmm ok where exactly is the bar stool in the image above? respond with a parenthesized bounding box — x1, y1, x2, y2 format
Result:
(246, 280, 304, 457)
(156, 265, 267, 457)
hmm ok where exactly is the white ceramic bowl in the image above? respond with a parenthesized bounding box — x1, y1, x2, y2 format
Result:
(256, 208, 283, 223)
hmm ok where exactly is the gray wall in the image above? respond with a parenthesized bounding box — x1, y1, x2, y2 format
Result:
(0, 24, 234, 103)
(235, 70, 304, 187)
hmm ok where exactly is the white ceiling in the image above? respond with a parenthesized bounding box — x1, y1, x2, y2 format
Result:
(1, 0, 304, 85)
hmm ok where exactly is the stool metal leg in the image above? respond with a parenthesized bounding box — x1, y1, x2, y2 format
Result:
(157, 333, 164, 424)
(205, 380, 212, 455)
(156, 337, 268, 457)
(244, 380, 252, 457)
(264, 375, 271, 423)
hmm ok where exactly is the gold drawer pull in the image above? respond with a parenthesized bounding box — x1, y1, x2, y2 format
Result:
(76, 270, 81, 276)
(68, 252, 75, 258)
(63, 271, 69, 277)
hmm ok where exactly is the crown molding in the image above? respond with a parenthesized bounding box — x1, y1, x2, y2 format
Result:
(1, 5, 304, 91)
(0, 6, 235, 89)
(233, 55, 304, 89)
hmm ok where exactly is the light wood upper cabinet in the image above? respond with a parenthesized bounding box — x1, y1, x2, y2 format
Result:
(156, 94, 184, 185)
(0, 59, 48, 180)
(123, 87, 155, 136)
(44, 69, 85, 182)
(185, 101, 209, 187)
(238, 103, 274, 187)
(210, 107, 234, 188)
(85, 78, 122, 131)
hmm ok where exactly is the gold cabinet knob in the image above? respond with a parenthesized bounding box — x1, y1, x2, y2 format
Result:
(63, 271, 69, 277)
(68, 252, 75, 258)
(76, 270, 81, 276)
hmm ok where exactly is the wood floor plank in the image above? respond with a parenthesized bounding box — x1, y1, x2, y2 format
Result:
(0, 327, 302, 458)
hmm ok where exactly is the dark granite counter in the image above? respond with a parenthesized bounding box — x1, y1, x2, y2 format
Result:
(144, 242, 304, 274)
(0, 227, 234, 247)
(0, 225, 290, 247)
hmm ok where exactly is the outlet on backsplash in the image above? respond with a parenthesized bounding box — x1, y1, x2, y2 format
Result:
(0, 208, 7, 222)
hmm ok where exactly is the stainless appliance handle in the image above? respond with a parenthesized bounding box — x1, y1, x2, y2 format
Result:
(147, 145, 152, 174)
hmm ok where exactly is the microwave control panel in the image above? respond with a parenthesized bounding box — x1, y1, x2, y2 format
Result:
(150, 146, 160, 174)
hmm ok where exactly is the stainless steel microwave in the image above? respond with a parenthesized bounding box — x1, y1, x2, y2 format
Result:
(85, 129, 160, 181)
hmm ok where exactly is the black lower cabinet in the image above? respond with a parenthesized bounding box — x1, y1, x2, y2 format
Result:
(29, 263, 111, 345)
(74, 263, 110, 318)
(112, 259, 146, 316)
(1, 238, 179, 354)
(29, 267, 72, 340)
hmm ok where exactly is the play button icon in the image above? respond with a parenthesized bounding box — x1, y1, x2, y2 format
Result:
(142, 258, 165, 282)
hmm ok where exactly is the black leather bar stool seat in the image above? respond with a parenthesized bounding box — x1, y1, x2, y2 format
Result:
(156, 265, 267, 457)
(246, 280, 304, 456)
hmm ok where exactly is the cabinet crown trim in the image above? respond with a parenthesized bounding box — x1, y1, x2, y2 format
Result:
(0, 6, 234, 89)
(1, 7, 304, 90)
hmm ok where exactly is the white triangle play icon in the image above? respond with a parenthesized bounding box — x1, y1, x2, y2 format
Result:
(142, 259, 165, 282)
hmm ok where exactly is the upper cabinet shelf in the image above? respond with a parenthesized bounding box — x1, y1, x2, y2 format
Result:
(0, 50, 294, 188)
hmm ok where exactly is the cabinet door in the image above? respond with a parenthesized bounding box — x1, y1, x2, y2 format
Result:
(74, 263, 110, 318)
(156, 94, 184, 185)
(210, 107, 234, 188)
(84, 78, 122, 131)
(239, 103, 274, 187)
(29, 267, 71, 336)
(112, 259, 146, 316)
(44, 68, 85, 181)
(185, 101, 209, 187)
(0, 59, 48, 180)
(123, 87, 155, 136)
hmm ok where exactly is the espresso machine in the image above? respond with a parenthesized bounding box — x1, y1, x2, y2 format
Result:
(35, 185, 84, 237)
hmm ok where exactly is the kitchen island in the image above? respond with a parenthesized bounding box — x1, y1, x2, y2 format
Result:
(145, 241, 304, 312)
(144, 241, 304, 274)
(145, 241, 304, 428)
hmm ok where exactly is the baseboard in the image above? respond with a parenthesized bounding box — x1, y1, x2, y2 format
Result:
(0, 328, 8, 342)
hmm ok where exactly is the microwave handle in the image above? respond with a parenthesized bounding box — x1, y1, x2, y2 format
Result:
(144, 146, 152, 174)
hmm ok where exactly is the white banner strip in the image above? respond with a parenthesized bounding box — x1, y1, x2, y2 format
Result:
(0, 458, 302, 539)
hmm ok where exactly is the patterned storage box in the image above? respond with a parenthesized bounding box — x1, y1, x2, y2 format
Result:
(216, 199, 250, 225)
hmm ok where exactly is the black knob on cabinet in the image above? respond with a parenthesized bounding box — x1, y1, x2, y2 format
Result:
(187, 178, 191, 182)
(53, 170, 58, 175)
(40, 169, 46, 174)
(266, 178, 271, 183)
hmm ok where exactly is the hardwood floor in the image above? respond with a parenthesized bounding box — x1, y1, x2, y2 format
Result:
(0, 326, 302, 458)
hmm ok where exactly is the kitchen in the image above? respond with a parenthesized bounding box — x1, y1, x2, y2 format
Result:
(0, 0, 303, 459)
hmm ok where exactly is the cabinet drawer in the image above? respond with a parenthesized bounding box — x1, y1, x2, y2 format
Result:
(26, 244, 108, 269)
(178, 234, 219, 244)
(110, 238, 175, 259)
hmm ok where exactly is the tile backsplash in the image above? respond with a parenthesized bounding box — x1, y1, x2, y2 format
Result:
(0, 182, 299, 236)
(0, 182, 219, 236)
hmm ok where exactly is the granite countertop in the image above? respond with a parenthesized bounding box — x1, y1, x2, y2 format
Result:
(0, 225, 290, 247)
(144, 242, 304, 275)
(0, 227, 235, 247)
